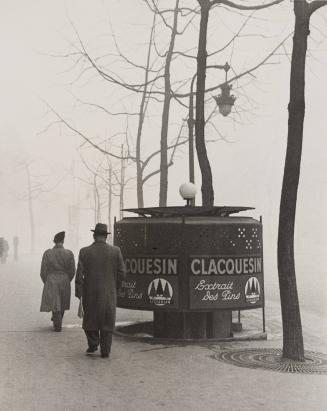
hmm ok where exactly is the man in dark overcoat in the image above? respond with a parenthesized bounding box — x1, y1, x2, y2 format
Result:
(75, 223, 125, 358)
(40, 231, 75, 331)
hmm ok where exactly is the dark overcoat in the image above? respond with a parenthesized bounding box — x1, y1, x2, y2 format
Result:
(75, 241, 125, 332)
(40, 245, 75, 312)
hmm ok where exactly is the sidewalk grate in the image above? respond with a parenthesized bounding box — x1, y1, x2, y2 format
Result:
(214, 348, 327, 374)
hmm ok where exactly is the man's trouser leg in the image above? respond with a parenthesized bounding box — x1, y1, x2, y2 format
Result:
(84, 330, 100, 349)
(52, 311, 62, 331)
(100, 331, 112, 356)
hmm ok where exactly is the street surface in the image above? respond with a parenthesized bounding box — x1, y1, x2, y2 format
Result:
(0, 256, 326, 411)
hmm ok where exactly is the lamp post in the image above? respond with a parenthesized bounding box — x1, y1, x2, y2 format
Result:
(187, 62, 235, 200)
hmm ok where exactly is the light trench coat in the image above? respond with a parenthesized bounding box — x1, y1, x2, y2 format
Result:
(40, 245, 75, 312)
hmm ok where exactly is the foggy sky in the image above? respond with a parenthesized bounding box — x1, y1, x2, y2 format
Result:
(0, 1, 326, 311)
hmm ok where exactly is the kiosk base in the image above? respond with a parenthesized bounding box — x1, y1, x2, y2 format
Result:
(153, 311, 232, 340)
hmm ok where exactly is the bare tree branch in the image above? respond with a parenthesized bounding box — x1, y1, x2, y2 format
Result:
(42, 99, 135, 161)
(309, 0, 327, 16)
(142, 161, 173, 185)
(208, 11, 256, 57)
(74, 95, 139, 117)
(211, 0, 284, 11)
(141, 137, 188, 172)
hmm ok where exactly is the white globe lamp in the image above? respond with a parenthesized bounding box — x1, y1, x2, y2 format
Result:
(179, 182, 197, 206)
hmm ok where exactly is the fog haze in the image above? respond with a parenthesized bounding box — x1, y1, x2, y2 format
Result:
(0, 0, 326, 313)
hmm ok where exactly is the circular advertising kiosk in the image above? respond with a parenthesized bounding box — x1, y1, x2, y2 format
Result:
(114, 206, 264, 340)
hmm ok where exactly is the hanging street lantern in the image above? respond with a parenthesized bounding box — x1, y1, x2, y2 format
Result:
(214, 82, 236, 117)
(188, 62, 236, 191)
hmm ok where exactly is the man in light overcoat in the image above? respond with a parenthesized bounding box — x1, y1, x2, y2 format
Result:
(75, 223, 125, 358)
(40, 231, 75, 331)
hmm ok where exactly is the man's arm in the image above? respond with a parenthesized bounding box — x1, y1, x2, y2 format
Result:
(67, 252, 76, 281)
(116, 247, 126, 281)
(40, 252, 48, 283)
(75, 250, 84, 299)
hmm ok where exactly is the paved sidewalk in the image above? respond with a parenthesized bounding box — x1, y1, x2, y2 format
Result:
(0, 258, 326, 410)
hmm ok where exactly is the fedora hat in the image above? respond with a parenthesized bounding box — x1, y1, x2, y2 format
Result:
(91, 223, 110, 235)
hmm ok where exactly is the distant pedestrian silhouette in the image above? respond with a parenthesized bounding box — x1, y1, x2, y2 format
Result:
(0, 238, 3, 262)
(0, 238, 9, 264)
(13, 236, 19, 262)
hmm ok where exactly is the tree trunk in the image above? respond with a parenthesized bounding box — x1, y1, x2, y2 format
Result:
(93, 181, 97, 224)
(120, 145, 126, 220)
(108, 162, 112, 231)
(159, 0, 179, 207)
(195, 1, 214, 206)
(96, 181, 101, 222)
(26, 166, 35, 254)
(136, 95, 145, 209)
(277, 0, 310, 361)
(136, 13, 156, 208)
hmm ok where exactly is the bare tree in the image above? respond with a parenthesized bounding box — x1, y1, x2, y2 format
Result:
(46, 0, 289, 211)
(79, 155, 104, 224)
(119, 145, 126, 219)
(68, 160, 80, 252)
(195, 0, 284, 206)
(106, 159, 113, 232)
(44, 100, 189, 209)
(16, 159, 65, 253)
(25, 163, 36, 254)
(48, 3, 195, 207)
(131, 10, 157, 207)
(149, 0, 181, 206)
(77, 142, 136, 228)
(278, 0, 327, 361)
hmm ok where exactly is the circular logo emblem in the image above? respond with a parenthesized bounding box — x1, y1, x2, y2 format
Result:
(148, 278, 173, 306)
(245, 277, 260, 304)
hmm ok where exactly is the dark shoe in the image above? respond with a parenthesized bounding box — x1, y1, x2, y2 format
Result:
(101, 352, 109, 358)
(52, 312, 62, 330)
(53, 322, 62, 331)
(86, 346, 98, 354)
